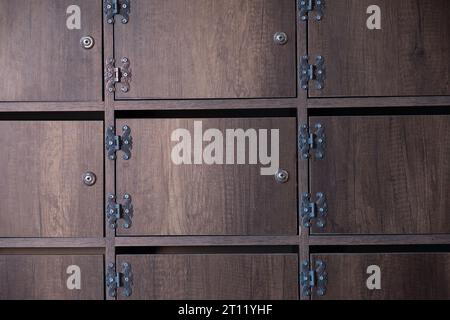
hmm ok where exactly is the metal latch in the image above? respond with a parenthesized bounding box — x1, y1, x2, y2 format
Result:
(299, 0, 325, 21)
(106, 262, 133, 297)
(106, 125, 132, 160)
(300, 55, 325, 90)
(106, 194, 133, 229)
(301, 192, 327, 228)
(299, 123, 325, 160)
(300, 260, 327, 297)
(105, 0, 130, 24)
(105, 57, 131, 94)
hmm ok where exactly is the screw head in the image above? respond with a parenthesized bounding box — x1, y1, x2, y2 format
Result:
(124, 194, 130, 199)
(107, 18, 113, 24)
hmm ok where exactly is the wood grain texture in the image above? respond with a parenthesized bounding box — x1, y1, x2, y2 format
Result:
(116, 118, 297, 236)
(0, 121, 104, 237)
(115, 236, 299, 247)
(309, 235, 450, 246)
(117, 254, 298, 300)
(114, 0, 296, 99)
(0, 255, 104, 300)
(312, 253, 450, 300)
(308, 0, 450, 97)
(307, 96, 450, 109)
(310, 115, 450, 234)
(0, 0, 102, 102)
(0, 238, 106, 248)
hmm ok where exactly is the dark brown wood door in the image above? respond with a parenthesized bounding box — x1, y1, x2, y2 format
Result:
(0, 255, 104, 300)
(310, 115, 450, 234)
(114, 0, 296, 99)
(308, 0, 450, 97)
(117, 254, 298, 300)
(311, 253, 450, 300)
(0, 121, 104, 237)
(116, 117, 297, 236)
(0, 0, 102, 102)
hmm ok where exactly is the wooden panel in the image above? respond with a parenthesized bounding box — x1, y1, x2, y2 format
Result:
(116, 117, 297, 236)
(0, 255, 104, 300)
(308, 0, 450, 97)
(312, 253, 450, 300)
(117, 254, 298, 300)
(0, 121, 103, 237)
(0, 0, 102, 101)
(114, 0, 296, 99)
(310, 115, 450, 234)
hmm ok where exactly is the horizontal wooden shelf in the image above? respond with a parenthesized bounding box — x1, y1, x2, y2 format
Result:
(0, 101, 105, 112)
(307, 96, 450, 109)
(309, 235, 450, 246)
(113, 98, 301, 110)
(0, 238, 106, 248)
(115, 236, 300, 247)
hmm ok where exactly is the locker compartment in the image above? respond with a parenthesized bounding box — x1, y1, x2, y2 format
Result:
(114, 254, 299, 300)
(0, 255, 104, 300)
(114, 117, 297, 236)
(112, 0, 296, 99)
(0, 0, 102, 102)
(306, 0, 450, 97)
(308, 114, 450, 235)
(307, 253, 450, 300)
(0, 120, 104, 237)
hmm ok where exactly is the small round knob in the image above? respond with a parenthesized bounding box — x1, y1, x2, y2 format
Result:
(275, 169, 289, 183)
(80, 36, 95, 49)
(82, 171, 97, 186)
(273, 32, 288, 45)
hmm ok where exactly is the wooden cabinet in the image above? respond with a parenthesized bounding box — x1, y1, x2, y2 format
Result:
(115, 117, 297, 236)
(116, 254, 299, 300)
(0, 255, 104, 300)
(310, 253, 450, 300)
(0, 0, 102, 102)
(113, 0, 297, 99)
(309, 114, 450, 234)
(0, 121, 104, 237)
(307, 0, 450, 97)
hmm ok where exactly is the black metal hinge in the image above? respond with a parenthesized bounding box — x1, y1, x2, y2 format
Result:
(300, 192, 327, 229)
(299, 123, 325, 160)
(106, 125, 132, 160)
(105, 0, 130, 24)
(299, 0, 325, 21)
(300, 260, 327, 297)
(105, 57, 131, 94)
(106, 193, 133, 229)
(300, 55, 325, 90)
(106, 262, 133, 298)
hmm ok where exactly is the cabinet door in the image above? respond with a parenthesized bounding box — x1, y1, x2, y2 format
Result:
(117, 254, 298, 300)
(0, 0, 102, 101)
(116, 117, 297, 236)
(0, 255, 104, 300)
(311, 253, 450, 300)
(310, 115, 450, 234)
(0, 121, 103, 237)
(307, 0, 450, 97)
(113, 0, 296, 99)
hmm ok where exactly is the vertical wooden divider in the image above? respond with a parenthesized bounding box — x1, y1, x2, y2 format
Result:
(297, 11, 310, 301)
(103, 13, 116, 301)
